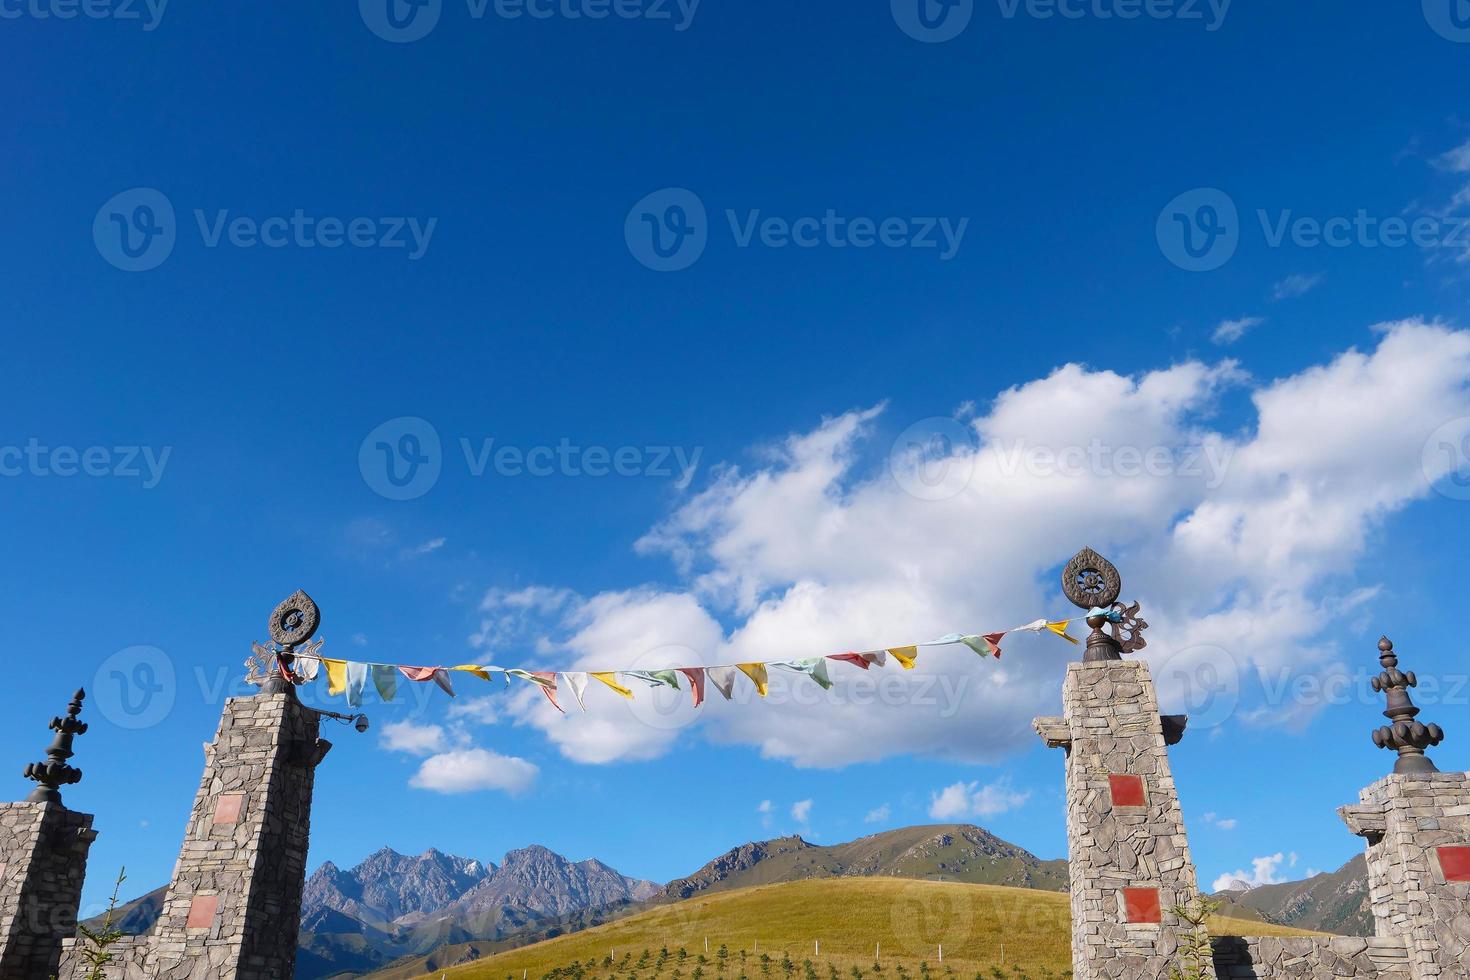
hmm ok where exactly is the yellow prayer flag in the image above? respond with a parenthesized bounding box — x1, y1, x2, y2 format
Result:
(452, 664, 494, 681)
(323, 659, 348, 696)
(887, 646, 919, 670)
(1046, 621, 1080, 644)
(590, 672, 634, 699)
(737, 663, 769, 697)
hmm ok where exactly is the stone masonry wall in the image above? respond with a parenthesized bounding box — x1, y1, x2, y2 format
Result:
(0, 801, 96, 980)
(1049, 659, 1215, 980)
(139, 691, 327, 980)
(1211, 936, 1411, 978)
(1345, 771, 1470, 978)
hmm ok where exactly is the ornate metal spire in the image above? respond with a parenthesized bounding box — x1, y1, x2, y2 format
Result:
(1061, 547, 1149, 663)
(1370, 636, 1444, 775)
(23, 688, 87, 804)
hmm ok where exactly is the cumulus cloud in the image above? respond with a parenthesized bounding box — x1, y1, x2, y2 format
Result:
(1211, 316, 1264, 345)
(1202, 812, 1239, 831)
(864, 803, 891, 824)
(409, 748, 539, 795)
(1211, 853, 1290, 892)
(381, 721, 449, 756)
(476, 321, 1470, 770)
(928, 778, 1031, 820)
(791, 799, 814, 825)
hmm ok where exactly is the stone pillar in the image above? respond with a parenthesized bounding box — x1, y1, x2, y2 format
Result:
(1036, 658, 1212, 980)
(146, 690, 330, 980)
(0, 802, 96, 979)
(1341, 771, 1470, 977)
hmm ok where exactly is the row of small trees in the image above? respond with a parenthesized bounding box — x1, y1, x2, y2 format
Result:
(506, 945, 1070, 980)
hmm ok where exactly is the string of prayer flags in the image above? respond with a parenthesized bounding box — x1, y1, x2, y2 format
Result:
(887, 646, 918, 670)
(400, 665, 456, 697)
(625, 670, 681, 691)
(678, 667, 706, 707)
(737, 663, 769, 697)
(289, 611, 1080, 712)
(564, 671, 590, 712)
(706, 666, 738, 700)
(591, 671, 634, 699)
(324, 658, 348, 697)
(346, 661, 369, 707)
(773, 658, 833, 690)
(371, 664, 397, 702)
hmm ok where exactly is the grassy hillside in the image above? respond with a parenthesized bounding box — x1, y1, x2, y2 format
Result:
(366, 878, 1321, 980)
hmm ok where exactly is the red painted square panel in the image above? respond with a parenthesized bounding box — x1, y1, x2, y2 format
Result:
(185, 895, 218, 930)
(1109, 774, 1147, 808)
(1122, 887, 1162, 924)
(1439, 846, 1470, 882)
(212, 793, 244, 827)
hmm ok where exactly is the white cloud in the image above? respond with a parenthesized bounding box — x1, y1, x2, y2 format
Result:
(928, 778, 1030, 820)
(1212, 853, 1289, 893)
(478, 321, 1470, 770)
(409, 748, 539, 795)
(757, 800, 773, 813)
(447, 696, 501, 725)
(1435, 138, 1470, 174)
(381, 721, 449, 756)
(408, 536, 446, 556)
(1202, 812, 1239, 831)
(1211, 316, 1264, 345)
(351, 632, 369, 647)
(1271, 273, 1324, 300)
(791, 799, 813, 824)
(864, 803, 891, 824)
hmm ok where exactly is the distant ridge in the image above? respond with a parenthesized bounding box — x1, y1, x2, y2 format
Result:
(664, 823, 1069, 898)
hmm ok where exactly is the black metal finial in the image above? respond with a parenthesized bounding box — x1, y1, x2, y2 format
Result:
(23, 689, 87, 805)
(1061, 547, 1149, 663)
(1370, 636, 1444, 775)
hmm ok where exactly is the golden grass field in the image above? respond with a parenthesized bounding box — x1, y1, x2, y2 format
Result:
(389, 878, 1321, 980)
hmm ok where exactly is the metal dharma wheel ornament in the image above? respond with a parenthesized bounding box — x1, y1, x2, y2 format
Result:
(269, 590, 321, 649)
(1060, 546, 1148, 662)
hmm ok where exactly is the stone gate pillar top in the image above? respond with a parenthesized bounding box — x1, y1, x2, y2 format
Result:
(22, 688, 87, 805)
(1060, 546, 1150, 665)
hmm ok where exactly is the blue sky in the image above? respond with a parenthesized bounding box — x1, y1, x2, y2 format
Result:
(7, 0, 1470, 911)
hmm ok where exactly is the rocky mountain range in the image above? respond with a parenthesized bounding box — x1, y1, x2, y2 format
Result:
(89, 825, 1374, 979)
(1211, 854, 1371, 936)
